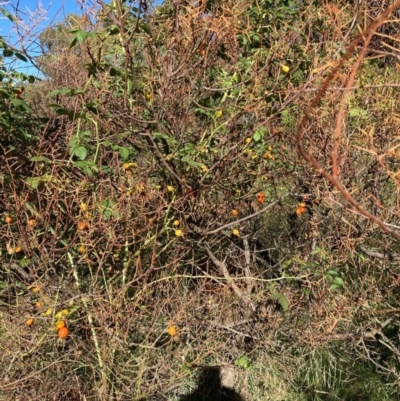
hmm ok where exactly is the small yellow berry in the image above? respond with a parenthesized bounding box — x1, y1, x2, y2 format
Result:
(231, 209, 239, 217)
(173, 220, 180, 227)
(123, 162, 136, 170)
(55, 309, 69, 320)
(42, 308, 52, 316)
(5, 215, 12, 224)
(245, 138, 251, 144)
(175, 229, 183, 237)
(15, 246, 23, 253)
(77, 245, 85, 254)
(80, 203, 87, 212)
(55, 320, 66, 330)
(167, 325, 177, 336)
(28, 218, 37, 227)
(215, 110, 223, 118)
(167, 185, 174, 192)
(281, 64, 290, 73)
(26, 318, 34, 326)
(232, 229, 240, 236)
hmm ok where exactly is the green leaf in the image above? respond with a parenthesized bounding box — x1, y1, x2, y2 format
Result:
(74, 146, 87, 160)
(25, 174, 55, 189)
(326, 269, 338, 276)
(151, 132, 178, 145)
(30, 156, 51, 163)
(55, 107, 71, 116)
(98, 199, 119, 220)
(0, 7, 15, 21)
(69, 36, 78, 49)
(270, 292, 290, 311)
(76, 30, 89, 43)
(311, 246, 323, 255)
(333, 277, 344, 286)
(73, 160, 94, 168)
(278, 295, 289, 311)
(11, 98, 22, 107)
(101, 165, 113, 173)
(70, 30, 96, 47)
(74, 160, 97, 176)
(235, 355, 252, 369)
(0, 89, 9, 98)
(22, 102, 32, 112)
(281, 259, 292, 269)
(189, 159, 203, 167)
(253, 126, 266, 142)
(46, 89, 70, 97)
(349, 108, 367, 118)
(127, 77, 133, 95)
(14, 99, 31, 112)
(15, 53, 27, 62)
(69, 136, 79, 150)
(3, 49, 13, 57)
(183, 143, 196, 153)
(119, 147, 130, 159)
(253, 131, 261, 142)
(109, 67, 121, 76)
(25, 176, 42, 189)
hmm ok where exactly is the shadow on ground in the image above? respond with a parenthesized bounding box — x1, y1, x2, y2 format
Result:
(179, 366, 243, 401)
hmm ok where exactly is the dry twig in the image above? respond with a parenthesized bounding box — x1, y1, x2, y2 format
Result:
(205, 244, 256, 312)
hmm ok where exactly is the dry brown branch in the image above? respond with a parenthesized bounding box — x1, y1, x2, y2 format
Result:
(205, 244, 256, 312)
(243, 237, 253, 296)
(359, 244, 400, 261)
(297, 0, 400, 241)
(103, 325, 158, 350)
(208, 318, 258, 339)
(206, 190, 292, 235)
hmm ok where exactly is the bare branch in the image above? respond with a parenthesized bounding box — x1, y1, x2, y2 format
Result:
(205, 244, 256, 312)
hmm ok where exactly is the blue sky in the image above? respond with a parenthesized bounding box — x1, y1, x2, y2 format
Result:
(0, 0, 162, 76)
(0, 0, 94, 75)
(0, 0, 87, 45)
